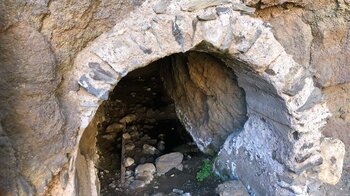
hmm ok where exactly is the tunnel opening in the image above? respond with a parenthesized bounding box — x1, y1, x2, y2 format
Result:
(87, 51, 248, 195)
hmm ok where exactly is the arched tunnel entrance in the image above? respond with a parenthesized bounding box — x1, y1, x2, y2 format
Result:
(71, 2, 341, 195)
(82, 51, 248, 195)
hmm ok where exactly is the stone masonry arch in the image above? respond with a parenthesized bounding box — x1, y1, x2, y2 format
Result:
(63, 0, 343, 195)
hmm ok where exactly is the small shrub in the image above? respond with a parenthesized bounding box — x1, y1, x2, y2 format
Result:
(196, 159, 213, 182)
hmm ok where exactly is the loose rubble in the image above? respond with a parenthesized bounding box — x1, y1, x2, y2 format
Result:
(96, 64, 223, 195)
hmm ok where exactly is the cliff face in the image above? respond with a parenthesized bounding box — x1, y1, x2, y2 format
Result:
(0, 1, 143, 194)
(0, 0, 348, 195)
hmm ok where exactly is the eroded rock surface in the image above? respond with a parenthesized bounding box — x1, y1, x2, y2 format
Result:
(0, 0, 348, 195)
(161, 52, 247, 153)
(216, 180, 249, 196)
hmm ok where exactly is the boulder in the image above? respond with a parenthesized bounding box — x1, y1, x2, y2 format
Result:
(155, 152, 183, 175)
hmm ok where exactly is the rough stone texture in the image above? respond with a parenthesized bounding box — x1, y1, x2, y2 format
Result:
(161, 52, 247, 153)
(69, 1, 338, 194)
(135, 163, 156, 175)
(318, 138, 345, 185)
(257, 2, 350, 193)
(323, 83, 350, 170)
(180, 0, 238, 12)
(155, 152, 184, 175)
(0, 0, 348, 195)
(244, 0, 310, 8)
(0, 123, 19, 195)
(257, 1, 350, 87)
(263, 9, 312, 67)
(0, 23, 64, 195)
(215, 115, 297, 195)
(0, 0, 144, 195)
(216, 180, 249, 196)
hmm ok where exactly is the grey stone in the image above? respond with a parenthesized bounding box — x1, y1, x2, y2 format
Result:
(297, 88, 324, 112)
(135, 163, 156, 175)
(139, 45, 153, 54)
(88, 62, 118, 85)
(172, 188, 184, 194)
(231, 3, 255, 14)
(172, 17, 185, 48)
(129, 180, 146, 189)
(78, 75, 109, 100)
(136, 171, 154, 184)
(157, 141, 165, 151)
(153, 0, 172, 14)
(155, 152, 183, 175)
(162, 52, 247, 153)
(216, 7, 231, 15)
(318, 138, 345, 185)
(181, 0, 233, 12)
(216, 180, 249, 196)
(197, 11, 217, 21)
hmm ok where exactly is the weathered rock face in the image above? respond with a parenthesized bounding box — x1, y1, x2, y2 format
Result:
(161, 52, 247, 153)
(0, 23, 64, 195)
(68, 1, 341, 194)
(0, 0, 143, 195)
(0, 0, 348, 195)
(257, 2, 350, 193)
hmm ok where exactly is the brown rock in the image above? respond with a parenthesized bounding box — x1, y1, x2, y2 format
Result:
(268, 10, 312, 67)
(310, 18, 350, 87)
(120, 114, 138, 124)
(0, 23, 64, 194)
(106, 123, 124, 133)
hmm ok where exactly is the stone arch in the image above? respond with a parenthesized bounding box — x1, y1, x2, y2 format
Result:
(68, 1, 335, 195)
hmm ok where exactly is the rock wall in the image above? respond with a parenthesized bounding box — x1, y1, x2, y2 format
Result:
(161, 52, 247, 154)
(256, 2, 350, 193)
(0, 0, 143, 195)
(0, 0, 348, 195)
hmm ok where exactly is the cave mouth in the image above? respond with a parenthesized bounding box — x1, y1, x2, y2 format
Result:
(93, 51, 247, 195)
(71, 3, 335, 195)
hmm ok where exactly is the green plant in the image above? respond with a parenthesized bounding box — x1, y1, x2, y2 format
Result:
(196, 159, 213, 182)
